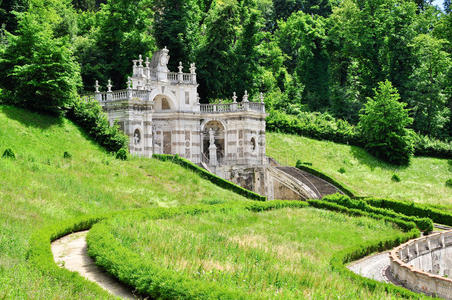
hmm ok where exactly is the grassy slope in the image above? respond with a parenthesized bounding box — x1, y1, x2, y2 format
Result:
(0, 106, 248, 298)
(267, 132, 452, 207)
(102, 207, 403, 298)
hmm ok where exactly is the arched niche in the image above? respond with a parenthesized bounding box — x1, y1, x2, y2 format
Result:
(201, 120, 226, 163)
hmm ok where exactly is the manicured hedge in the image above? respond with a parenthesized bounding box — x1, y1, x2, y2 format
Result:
(66, 97, 128, 157)
(307, 199, 418, 233)
(321, 194, 433, 232)
(295, 160, 356, 197)
(153, 154, 266, 201)
(364, 197, 452, 227)
(26, 214, 114, 299)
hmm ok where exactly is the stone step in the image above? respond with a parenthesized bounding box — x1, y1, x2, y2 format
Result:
(276, 167, 342, 198)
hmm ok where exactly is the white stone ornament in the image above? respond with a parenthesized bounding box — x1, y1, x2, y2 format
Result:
(94, 80, 100, 93)
(178, 62, 183, 73)
(232, 92, 237, 103)
(243, 90, 249, 102)
(260, 92, 264, 103)
(107, 79, 112, 92)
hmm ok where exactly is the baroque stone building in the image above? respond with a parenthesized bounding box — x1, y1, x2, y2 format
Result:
(91, 48, 342, 200)
(93, 48, 267, 169)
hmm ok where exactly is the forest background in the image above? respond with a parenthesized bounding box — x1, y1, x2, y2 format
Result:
(0, 0, 451, 162)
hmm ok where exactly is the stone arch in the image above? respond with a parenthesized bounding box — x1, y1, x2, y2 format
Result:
(150, 89, 177, 112)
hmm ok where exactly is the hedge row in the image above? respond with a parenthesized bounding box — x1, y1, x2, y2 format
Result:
(153, 154, 266, 201)
(321, 194, 433, 232)
(364, 197, 452, 227)
(65, 97, 128, 157)
(295, 160, 356, 197)
(26, 214, 113, 299)
(267, 110, 452, 159)
(87, 200, 421, 299)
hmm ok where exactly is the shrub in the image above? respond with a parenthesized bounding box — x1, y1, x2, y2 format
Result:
(391, 174, 400, 182)
(115, 148, 128, 160)
(358, 81, 414, 165)
(321, 194, 433, 232)
(63, 151, 72, 159)
(445, 179, 452, 188)
(66, 97, 128, 156)
(413, 134, 452, 158)
(2, 148, 15, 159)
(338, 167, 346, 174)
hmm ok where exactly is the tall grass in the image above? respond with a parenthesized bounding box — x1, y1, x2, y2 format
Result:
(0, 106, 248, 298)
(267, 132, 452, 207)
(100, 207, 404, 299)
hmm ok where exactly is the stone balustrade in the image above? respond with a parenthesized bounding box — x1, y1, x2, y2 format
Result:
(389, 230, 452, 299)
(200, 102, 265, 114)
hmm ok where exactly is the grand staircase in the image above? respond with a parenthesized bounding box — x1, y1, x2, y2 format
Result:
(275, 166, 343, 199)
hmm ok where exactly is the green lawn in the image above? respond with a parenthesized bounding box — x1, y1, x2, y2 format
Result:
(0, 106, 248, 298)
(96, 207, 403, 299)
(267, 132, 452, 207)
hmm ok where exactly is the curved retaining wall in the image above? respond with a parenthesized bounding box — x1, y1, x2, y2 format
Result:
(389, 230, 452, 299)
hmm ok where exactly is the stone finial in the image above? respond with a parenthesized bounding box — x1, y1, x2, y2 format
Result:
(145, 57, 150, 68)
(260, 92, 264, 103)
(190, 63, 196, 74)
(107, 79, 112, 92)
(133, 60, 138, 67)
(138, 55, 143, 66)
(232, 92, 237, 103)
(127, 76, 132, 89)
(94, 80, 100, 93)
(178, 62, 183, 73)
(243, 90, 249, 102)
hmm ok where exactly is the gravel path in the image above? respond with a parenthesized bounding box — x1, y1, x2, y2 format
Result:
(51, 231, 138, 299)
(347, 251, 392, 283)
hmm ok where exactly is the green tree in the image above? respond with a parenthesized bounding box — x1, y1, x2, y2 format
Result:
(407, 34, 451, 138)
(0, 0, 28, 33)
(277, 12, 329, 110)
(76, 0, 156, 91)
(0, 13, 81, 115)
(196, 0, 239, 100)
(358, 80, 414, 165)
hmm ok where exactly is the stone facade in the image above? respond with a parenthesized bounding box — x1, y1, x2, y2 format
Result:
(92, 48, 267, 169)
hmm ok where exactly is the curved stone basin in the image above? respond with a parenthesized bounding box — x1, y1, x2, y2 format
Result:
(390, 230, 452, 299)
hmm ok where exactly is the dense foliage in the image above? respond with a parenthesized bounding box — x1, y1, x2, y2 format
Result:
(0, 0, 450, 162)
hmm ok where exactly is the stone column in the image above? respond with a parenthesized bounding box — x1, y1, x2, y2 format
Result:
(208, 128, 217, 167)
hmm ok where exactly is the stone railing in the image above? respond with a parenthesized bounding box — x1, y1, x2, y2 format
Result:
(167, 72, 195, 84)
(390, 230, 452, 299)
(200, 102, 265, 114)
(92, 89, 151, 103)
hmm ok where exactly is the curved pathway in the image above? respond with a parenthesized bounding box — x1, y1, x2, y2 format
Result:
(347, 251, 393, 283)
(51, 231, 138, 299)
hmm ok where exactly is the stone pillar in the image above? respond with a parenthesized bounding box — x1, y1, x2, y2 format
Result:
(190, 63, 197, 83)
(178, 62, 183, 83)
(106, 79, 113, 101)
(243, 90, 249, 111)
(94, 80, 101, 102)
(232, 92, 237, 111)
(208, 128, 217, 166)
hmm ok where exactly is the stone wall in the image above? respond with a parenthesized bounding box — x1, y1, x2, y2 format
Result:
(390, 230, 452, 299)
